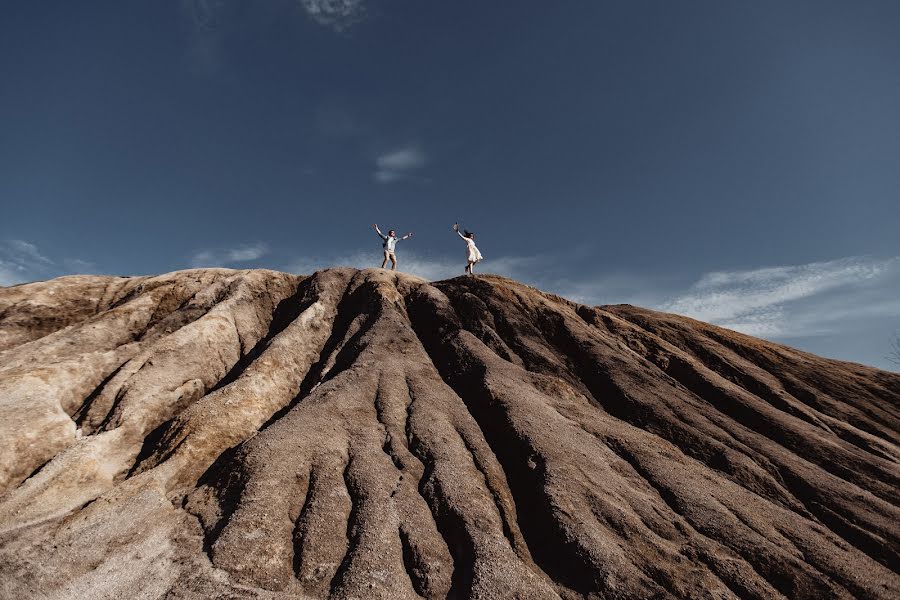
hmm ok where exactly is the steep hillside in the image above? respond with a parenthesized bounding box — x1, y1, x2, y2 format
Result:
(0, 268, 897, 599)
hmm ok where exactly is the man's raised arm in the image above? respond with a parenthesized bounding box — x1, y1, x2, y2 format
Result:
(373, 224, 387, 240)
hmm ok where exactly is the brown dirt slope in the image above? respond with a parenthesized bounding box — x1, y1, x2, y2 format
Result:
(0, 268, 897, 600)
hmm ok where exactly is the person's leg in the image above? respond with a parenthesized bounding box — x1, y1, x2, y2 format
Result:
(389, 252, 397, 271)
(381, 250, 389, 269)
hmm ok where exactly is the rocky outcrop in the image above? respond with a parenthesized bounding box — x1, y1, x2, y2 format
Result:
(0, 268, 897, 599)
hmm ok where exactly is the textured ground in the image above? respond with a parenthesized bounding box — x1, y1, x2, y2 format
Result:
(0, 267, 897, 600)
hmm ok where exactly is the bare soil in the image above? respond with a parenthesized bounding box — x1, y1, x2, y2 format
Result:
(0, 268, 897, 599)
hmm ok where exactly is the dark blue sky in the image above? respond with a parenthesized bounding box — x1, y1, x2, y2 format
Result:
(1, 1, 898, 368)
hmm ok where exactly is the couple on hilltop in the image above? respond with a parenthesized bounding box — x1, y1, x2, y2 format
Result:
(373, 223, 483, 275)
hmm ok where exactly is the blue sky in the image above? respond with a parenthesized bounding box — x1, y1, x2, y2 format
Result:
(1, 1, 898, 369)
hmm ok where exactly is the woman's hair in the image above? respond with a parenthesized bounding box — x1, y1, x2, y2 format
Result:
(464, 229, 474, 238)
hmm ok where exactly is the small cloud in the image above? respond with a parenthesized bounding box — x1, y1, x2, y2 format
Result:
(373, 145, 427, 184)
(226, 243, 268, 262)
(190, 243, 270, 267)
(300, 0, 366, 32)
(190, 251, 215, 267)
(376, 147, 426, 170)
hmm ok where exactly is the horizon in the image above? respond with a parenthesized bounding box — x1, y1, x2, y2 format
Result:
(2, 1, 899, 370)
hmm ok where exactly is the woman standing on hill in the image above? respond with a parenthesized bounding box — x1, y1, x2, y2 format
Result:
(453, 222, 483, 275)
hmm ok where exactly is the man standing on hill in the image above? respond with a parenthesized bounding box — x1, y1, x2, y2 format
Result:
(373, 224, 413, 271)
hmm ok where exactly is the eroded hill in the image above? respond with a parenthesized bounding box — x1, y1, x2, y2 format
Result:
(0, 268, 897, 599)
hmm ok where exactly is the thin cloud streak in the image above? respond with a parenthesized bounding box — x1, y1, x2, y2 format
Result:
(659, 256, 900, 337)
(6, 240, 53, 265)
(190, 243, 269, 267)
(0, 240, 94, 286)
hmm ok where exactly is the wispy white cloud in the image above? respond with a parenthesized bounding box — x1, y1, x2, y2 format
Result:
(190, 243, 269, 267)
(373, 145, 427, 184)
(0, 240, 95, 286)
(189, 251, 215, 267)
(300, 0, 366, 32)
(659, 256, 900, 337)
(0, 239, 56, 285)
(6, 240, 53, 266)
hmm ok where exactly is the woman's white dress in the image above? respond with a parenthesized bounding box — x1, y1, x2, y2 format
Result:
(459, 232, 483, 262)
